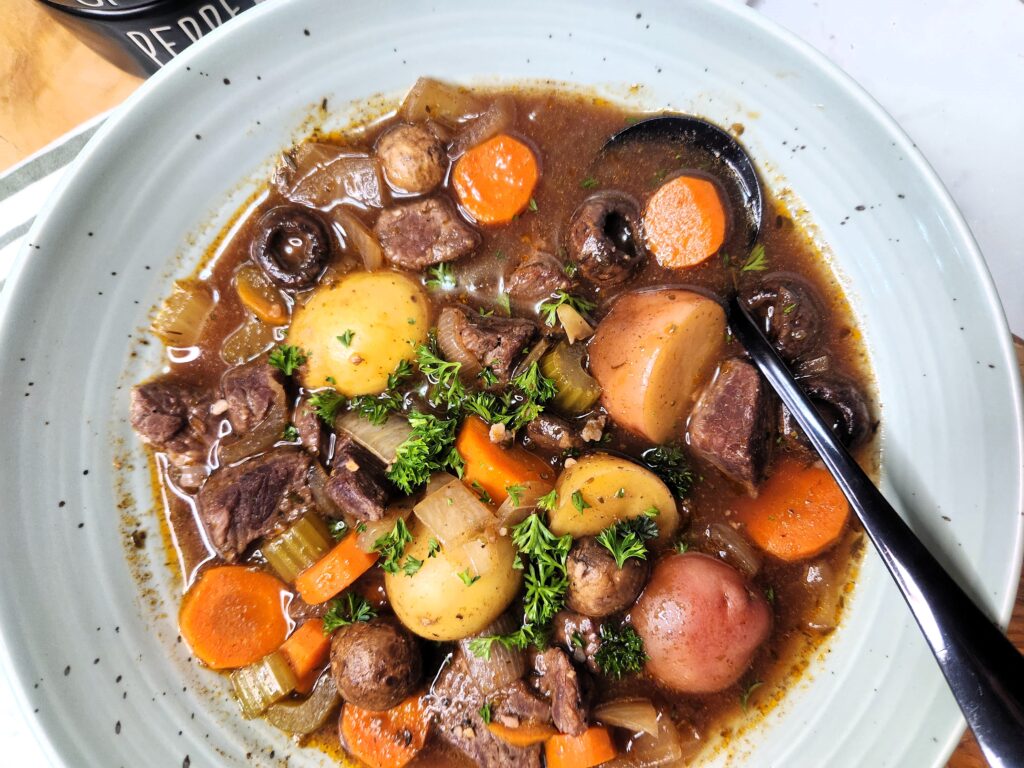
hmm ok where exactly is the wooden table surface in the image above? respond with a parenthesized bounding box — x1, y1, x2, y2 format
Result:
(1, 2, 1022, 765)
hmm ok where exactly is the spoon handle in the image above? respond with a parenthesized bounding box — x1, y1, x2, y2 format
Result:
(727, 296, 1024, 768)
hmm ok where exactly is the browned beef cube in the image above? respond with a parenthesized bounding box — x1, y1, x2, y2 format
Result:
(375, 197, 480, 269)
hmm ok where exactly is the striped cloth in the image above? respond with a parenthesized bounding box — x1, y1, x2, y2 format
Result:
(0, 113, 110, 284)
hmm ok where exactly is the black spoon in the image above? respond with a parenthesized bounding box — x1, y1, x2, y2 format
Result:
(602, 115, 764, 245)
(727, 294, 1024, 768)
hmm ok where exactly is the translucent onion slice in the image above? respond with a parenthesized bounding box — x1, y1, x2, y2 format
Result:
(413, 479, 494, 549)
(603, 713, 684, 768)
(336, 412, 412, 465)
(459, 614, 527, 695)
(264, 672, 340, 736)
(263, 513, 333, 583)
(448, 96, 517, 159)
(220, 314, 276, 365)
(703, 522, 762, 577)
(556, 303, 595, 344)
(355, 498, 417, 553)
(217, 396, 288, 465)
(400, 77, 483, 126)
(230, 651, 297, 719)
(495, 479, 554, 529)
(458, 535, 504, 578)
(331, 208, 384, 271)
(436, 308, 482, 380)
(804, 561, 842, 632)
(151, 279, 214, 347)
(276, 143, 385, 210)
(594, 698, 660, 738)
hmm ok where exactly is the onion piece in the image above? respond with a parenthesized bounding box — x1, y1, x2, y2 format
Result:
(220, 314, 277, 365)
(510, 338, 551, 380)
(217, 396, 288, 465)
(594, 698, 660, 738)
(458, 535, 504, 578)
(703, 522, 762, 577)
(804, 561, 842, 632)
(413, 479, 495, 548)
(603, 713, 685, 768)
(264, 672, 340, 736)
(459, 614, 527, 695)
(274, 143, 385, 210)
(400, 77, 483, 126)
(448, 96, 517, 159)
(355, 498, 416, 553)
(151, 279, 214, 346)
(436, 308, 482, 380)
(336, 412, 412, 465)
(330, 208, 384, 270)
(556, 303, 595, 344)
(495, 479, 554, 529)
(796, 354, 831, 377)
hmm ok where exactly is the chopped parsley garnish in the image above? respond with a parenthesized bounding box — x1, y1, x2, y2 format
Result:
(594, 623, 648, 678)
(571, 490, 590, 515)
(322, 593, 377, 634)
(512, 513, 573, 626)
(783, 302, 797, 315)
(580, 177, 599, 189)
(337, 329, 355, 346)
(478, 701, 493, 724)
(740, 243, 768, 272)
(498, 291, 512, 317)
(348, 359, 413, 425)
(308, 388, 345, 424)
(563, 261, 579, 278)
(372, 518, 414, 574)
(402, 555, 424, 577)
(268, 344, 307, 376)
(468, 625, 539, 659)
(386, 411, 463, 494)
(282, 424, 300, 442)
(595, 512, 660, 568)
(328, 520, 350, 541)
(614, 487, 626, 499)
(527, 197, 538, 212)
(471, 480, 493, 505)
(458, 569, 481, 586)
(536, 489, 558, 512)
(478, 307, 494, 317)
(425, 263, 458, 290)
(478, 366, 499, 388)
(505, 483, 525, 506)
(427, 538, 441, 558)
(765, 585, 775, 603)
(642, 444, 694, 497)
(571, 631, 585, 649)
(674, 538, 690, 554)
(417, 340, 467, 412)
(539, 291, 596, 327)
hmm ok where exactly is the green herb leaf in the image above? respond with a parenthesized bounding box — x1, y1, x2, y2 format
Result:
(479, 701, 493, 724)
(506, 484, 525, 507)
(386, 411, 462, 494)
(740, 244, 768, 272)
(498, 291, 512, 317)
(268, 344, 307, 376)
(328, 520, 349, 541)
(643, 444, 694, 497)
(337, 329, 355, 347)
(373, 518, 414, 574)
(782, 302, 797, 315)
(571, 490, 591, 515)
(458, 569, 481, 586)
(322, 593, 377, 634)
(425, 263, 458, 290)
(427, 538, 441, 558)
(471, 480, 493, 505)
(308, 388, 346, 425)
(528, 197, 538, 212)
(563, 261, 579, 278)
(674, 538, 690, 554)
(536, 489, 558, 512)
(740, 680, 764, 712)
(282, 424, 300, 442)
(596, 515, 659, 568)
(539, 291, 596, 327)
(478, 366, 499, 388)
(594, 623, 648, 678)
(580, 177, 599, 190)
(402, 555, 424, 577)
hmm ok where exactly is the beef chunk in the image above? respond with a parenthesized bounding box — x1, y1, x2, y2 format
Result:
(525, 413, 584, 453)
(688, 359, 774, 496)
(429, 650, 543, 768)
(130, 377, 215, 458)
(197, 448, 312, 561)
(292, 396, 324, 456)
(324, 435, 390, 521)
(375, 197, 480, 269)
(552, 610, 602, 674)
(221, 360, 286, 434)
(507, 252, 571, 305)
(491, 680, 554, 729)
(375, 122, 447, 195)
(288, 594, 328, 623)
(438, 306, 535, 385)
(533, 648, 589, 736)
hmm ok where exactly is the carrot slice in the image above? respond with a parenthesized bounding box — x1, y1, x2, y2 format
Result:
(733, 457, 850, 561)
(294, 535, 379, 605)
(235, 264, 288, 325)
(179, 566, 289, 670)
(452, 134, 539, 224)
(643, 174, 727, 268)
(341, 695, 429, 768)
(456, 415, 555, 504)
(487, 720, 558, 747)
(278, 619, 332, 694)
(545, 726, 617, 768)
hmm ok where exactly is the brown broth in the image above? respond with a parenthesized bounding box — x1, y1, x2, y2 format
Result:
(143, 85, 875, 766)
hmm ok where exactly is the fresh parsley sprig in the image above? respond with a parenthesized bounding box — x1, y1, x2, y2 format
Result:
(539, 291, 596, 327)
(322, 592, 377, 634)
(372, 518, 415, 574)
(308, 388, 346, 424)
(268, 344, 307, 376)
(642, 444, 694, 498)
(595, 510, 660, 568)
(594, 623, 648, 678)
(386, 411, 463, 494)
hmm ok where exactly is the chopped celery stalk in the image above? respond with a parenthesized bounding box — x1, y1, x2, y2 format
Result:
(230, 651, 297, 719)
(263, 514, 333, 583)
(264, 671, 340, 735)
(539, 342, 602, 415)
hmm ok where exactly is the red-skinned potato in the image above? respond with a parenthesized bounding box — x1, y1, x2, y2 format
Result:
(588, 288, 725, 443)
(632, 553, 771, 693)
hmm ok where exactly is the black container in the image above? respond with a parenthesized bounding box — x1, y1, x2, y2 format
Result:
(38, 0, 260, 76)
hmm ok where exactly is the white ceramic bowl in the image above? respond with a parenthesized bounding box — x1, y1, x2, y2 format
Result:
(1, 1, 1021, 766)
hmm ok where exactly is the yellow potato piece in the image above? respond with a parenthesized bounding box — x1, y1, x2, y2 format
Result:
(589, 288, 725, 443)
(551, 453, 679, 544)
(385, 521, 522, 641)
(288, 271, 428, 395)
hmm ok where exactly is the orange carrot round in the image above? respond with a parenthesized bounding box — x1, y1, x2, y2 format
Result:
(452, 134, 539, 224)
(733, 457, 850, 561)
(294, 535, 379, 605)
(487, 720, 558, 747)
(179, 566, 289, 670)
(456, 415, 555, 504)
(643, 174, 727, 268)
(279, 619, 332, 694)
(341, 695, 429, 768)
(545, 725, 617, 768)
